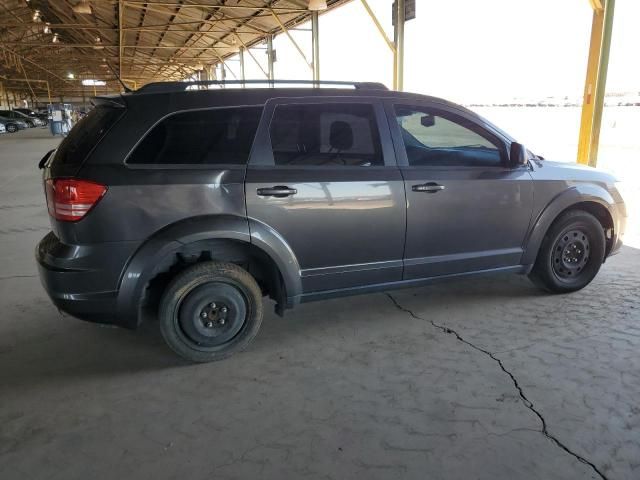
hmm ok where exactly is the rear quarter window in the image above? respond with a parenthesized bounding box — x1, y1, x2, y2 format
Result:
(53, 106, 123, 166)
(126, 106, 263, 166)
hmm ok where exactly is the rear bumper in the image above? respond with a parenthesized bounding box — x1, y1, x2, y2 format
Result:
(36, 232, 138, 328)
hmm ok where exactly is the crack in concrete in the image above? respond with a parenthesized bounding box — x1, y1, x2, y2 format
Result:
(385, 293, 609, 480)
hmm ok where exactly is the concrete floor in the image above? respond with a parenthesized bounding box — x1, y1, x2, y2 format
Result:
(1, 128, 639, 480)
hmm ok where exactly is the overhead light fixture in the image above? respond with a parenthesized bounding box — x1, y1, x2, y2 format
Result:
(82, 79, 106, 86)
(67, 72, 75, 79)
(43, 23, 51, 34)
(93, 36, 104, 49)
(32, 9, 41, 22)
(72, 0, 93, 15)
(52, 33, 60, 43)
(307, 0, 327, 11)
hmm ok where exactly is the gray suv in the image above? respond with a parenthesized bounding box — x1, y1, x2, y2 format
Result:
(36, 81, 627, 362)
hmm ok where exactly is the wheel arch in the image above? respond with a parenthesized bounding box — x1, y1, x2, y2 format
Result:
(522, 185, 616, 266)
(116, 214, 301, 328)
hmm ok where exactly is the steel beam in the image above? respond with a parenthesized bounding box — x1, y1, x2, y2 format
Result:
(119, 0, 124, 84)
(577, 0, 615, 167)
(240, 47, 246, 87)
(394, 0, 406, 91)
(234, 33, 269, 79)
(311, 12, 320, 83)
(267, 35, 275, 83)
(360, 0, 396, 88)
(270, 10, 312, 70)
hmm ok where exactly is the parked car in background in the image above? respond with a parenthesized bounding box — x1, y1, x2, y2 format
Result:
(0, 115, 28, 133)
(36, 81, 627, 362)
(0, 109, 42, 128)
(0, 122, 5, 134)
(13, 108, 48, 126)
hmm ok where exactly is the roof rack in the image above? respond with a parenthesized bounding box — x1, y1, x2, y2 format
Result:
(135, 79, 389, 94)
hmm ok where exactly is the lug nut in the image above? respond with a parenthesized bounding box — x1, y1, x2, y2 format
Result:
(221, 307, 228, 313)
(209, 302, 216, 309)
(201, 311, 208, 318)
(205, 321, 214, 328)
(219, 318, 226, 325)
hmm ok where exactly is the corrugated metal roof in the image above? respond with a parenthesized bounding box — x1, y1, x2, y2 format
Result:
(0, 0, 350, 98)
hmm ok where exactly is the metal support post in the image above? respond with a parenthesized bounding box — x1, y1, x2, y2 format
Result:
(577, 0, 616, 167)
(239, 47, 246, 87)
(393, 0, 405, 91)
(267, 35, 275, 84)
(311, 12, 320, 83)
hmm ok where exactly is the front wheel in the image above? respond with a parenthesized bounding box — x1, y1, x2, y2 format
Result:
(529, 210, 606, 293)
(6, 124, 17, 133)
(158, 262, 263, 362)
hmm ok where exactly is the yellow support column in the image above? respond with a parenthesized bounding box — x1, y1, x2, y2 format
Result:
(577, 0, 616, 167)
(577, 7, 604, 165)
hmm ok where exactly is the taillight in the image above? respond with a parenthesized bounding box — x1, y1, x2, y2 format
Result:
(45, 178, 107, 222)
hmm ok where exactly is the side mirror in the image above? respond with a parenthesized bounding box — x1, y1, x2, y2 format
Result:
(420, 114, 435, 128)
(509, 142, 527, 167)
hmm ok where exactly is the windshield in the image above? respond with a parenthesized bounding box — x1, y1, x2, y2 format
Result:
(53, 106, 123, 166)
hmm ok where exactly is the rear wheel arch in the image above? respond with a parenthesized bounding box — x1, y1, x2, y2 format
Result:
(142, 238, 288, 321)
(116, 216, 299, 328)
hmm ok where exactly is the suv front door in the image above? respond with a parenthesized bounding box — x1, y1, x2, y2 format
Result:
(387, 101, 534, 279)
(246, 97, 406, 295)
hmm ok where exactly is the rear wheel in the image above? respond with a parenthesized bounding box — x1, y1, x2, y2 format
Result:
(159, 262, 263, 362)
(529, 210, 606, 293)
(6, 124, 17, 133)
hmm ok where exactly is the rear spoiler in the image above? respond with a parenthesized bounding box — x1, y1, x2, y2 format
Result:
(91, 95, 126, 108)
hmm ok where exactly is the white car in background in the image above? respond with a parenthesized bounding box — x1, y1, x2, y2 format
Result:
(0, 122, 6, 134)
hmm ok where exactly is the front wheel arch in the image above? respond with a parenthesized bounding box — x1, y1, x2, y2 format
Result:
(522, 188, 616, 267)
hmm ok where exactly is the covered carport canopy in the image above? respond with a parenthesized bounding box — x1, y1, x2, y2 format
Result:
(0, 0, 349, 96)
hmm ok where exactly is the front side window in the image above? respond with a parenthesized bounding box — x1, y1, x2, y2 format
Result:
(128, 106, 263, 165)
(269, 103, 384, 167)
(394, 106, 503, 167)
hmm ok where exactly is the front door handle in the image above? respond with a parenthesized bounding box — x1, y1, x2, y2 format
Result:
(257, 186, 298, 198)
(412, 182, 445, 193)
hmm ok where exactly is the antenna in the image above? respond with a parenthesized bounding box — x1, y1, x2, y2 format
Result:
(105, 61, 133, 93)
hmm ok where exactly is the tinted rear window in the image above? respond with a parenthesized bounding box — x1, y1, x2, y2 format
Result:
(53, 106, 123, 165)
(127, 106, 263, 165)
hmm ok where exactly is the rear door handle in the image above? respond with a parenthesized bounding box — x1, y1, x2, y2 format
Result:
(412, 182, 445, 193)
(257, 186, 298, 198)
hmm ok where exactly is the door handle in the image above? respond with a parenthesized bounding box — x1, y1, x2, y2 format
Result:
(412, 182, 445, 193)
(257, 186, 298, 198)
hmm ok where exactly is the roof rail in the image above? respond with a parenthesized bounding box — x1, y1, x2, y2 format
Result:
(135, 79, 389, 94)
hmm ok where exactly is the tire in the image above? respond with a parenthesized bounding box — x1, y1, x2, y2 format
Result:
(6, 124, 17, 133)
(26, 120, 34, 128)
(158, 262, 263, 362)
(529, 209, 606, 293)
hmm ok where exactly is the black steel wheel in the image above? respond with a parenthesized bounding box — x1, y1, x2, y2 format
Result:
(529, 209, 606, 293)
(551, 229, 591, 280)
(159, 262, 263, 362)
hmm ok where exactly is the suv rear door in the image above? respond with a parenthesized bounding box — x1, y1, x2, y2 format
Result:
(245, 97, 406, 294)
(386, 100, 534, 279)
